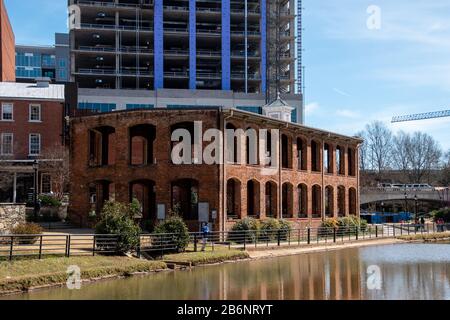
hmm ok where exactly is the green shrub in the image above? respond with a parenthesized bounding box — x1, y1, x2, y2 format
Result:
(259, 218, 281, 241)
(319, 218, 339, 236)
(229, 218, 260, 244)
(278, 219, 293, 241)
(321, 216, 368, 237)
(431, 208, 450, 223)
(153, 216, 190, 252)
(95, 201, 141, 253)
(38, 195, 61, 208)
(11, 223, 44, 244)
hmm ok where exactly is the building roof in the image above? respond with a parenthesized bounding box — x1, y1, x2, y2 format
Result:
(0, 82, 65, 101)
(262, 93, 293, 109)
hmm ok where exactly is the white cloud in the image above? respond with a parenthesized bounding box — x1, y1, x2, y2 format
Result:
(305, 102, 320, 115)
(333, 88, 352, 97)
(336, 109, 360, 118)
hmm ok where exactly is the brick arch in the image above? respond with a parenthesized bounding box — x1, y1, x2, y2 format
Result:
(88, 126, 116, 167)
(296, 136, 308, 171)
(298, 183, 308, 218)
(247, 179, 261, 217)
(129, 124, 156, 166)
(129, 179, 156, 222)
(282, 182, 294, 218)
(88, 179, 115, 215)
(337, 185, 346, 217)
(325, 185, 334, 218)
(312, 184, 322, 218)
(171, 178, 199, 221)
(265, 180, 278, 218)
(226, 178, 242, 219)
(311, 139, 322, 172)
(349, 187, 357, 216)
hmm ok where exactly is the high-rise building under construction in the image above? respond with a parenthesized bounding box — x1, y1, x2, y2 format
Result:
(69, 0, 303, 122)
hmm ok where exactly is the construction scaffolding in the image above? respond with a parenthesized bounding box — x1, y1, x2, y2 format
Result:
(392, 109, 450, 123)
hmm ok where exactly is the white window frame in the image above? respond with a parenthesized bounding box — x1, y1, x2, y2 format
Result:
(29, 104, 42, 122)
(0, 133, 13, 155)
(29, 133, 41, 156)
(1, 103, 14, 121)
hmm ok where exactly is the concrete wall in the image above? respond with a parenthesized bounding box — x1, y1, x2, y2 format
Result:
(0, 203, 26, 234)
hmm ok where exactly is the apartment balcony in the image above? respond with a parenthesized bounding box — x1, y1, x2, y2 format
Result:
(80, 23, 153, 32)
(73, 0, 153, 11)
(197, 50, 221, 58)
(75, 68, 154, 77)
(164, 71, 189, 79)
(75, 46, 154, 55)
(197, 72, 221, 80)
(231, 72, 261, 80)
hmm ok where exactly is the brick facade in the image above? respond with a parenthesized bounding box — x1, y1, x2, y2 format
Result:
(0, 0, 15, 82)
(0, 99, 64, 159)
(69, 109, 362, 231)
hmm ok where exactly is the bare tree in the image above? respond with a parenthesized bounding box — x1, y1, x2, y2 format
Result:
(355, 130, 368, 171)
(365, 121, 393, 176)
(407, 132, 442, 183)
(392, 131, 411, 180)
(38, 144, 70, 200)
(440, 150, 450, 186)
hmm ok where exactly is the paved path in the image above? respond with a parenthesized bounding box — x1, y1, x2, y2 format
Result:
(247, 238, 403, 260)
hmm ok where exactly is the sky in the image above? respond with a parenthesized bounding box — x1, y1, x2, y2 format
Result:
(4, 0, 450, 150)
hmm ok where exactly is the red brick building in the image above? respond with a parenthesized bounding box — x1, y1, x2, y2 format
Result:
(69, 106, 362, 232)
(0, 0, 15, 82)
(0, 80, 65, 203)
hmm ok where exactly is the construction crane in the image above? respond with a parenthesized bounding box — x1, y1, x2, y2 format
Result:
(391, 109, 450, 123)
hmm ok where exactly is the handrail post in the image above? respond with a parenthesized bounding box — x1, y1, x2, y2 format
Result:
(194, 234, 198, 252)
(375, 225, 378, 238)
(137, 236, 141, 258)
(333, 228, 337, 243)
(93, 235, 97, 256)
(67, 235, 71, 257)
(355, 226, 359, 241)
(9, 236, 14, 261)
(393, 225, 396, 237)
(243, 231, 247, 250)
(277, 230, 281, 247)
(307, 228, 311, 245)
(39, 236, 43, 259)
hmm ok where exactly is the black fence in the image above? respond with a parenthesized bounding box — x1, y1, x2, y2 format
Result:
(1, 223, 449, 261)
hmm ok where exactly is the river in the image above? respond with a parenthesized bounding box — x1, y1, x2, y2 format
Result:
(5, 243, 450, 300)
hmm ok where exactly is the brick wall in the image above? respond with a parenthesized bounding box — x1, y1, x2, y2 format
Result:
(0, 0, 15, 82)
(0, 99, 64, 159)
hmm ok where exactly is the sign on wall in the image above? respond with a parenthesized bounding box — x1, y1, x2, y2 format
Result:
(198, 203, 210, 223)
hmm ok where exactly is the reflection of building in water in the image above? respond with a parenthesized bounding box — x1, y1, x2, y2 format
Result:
(216, 250, 363, 300)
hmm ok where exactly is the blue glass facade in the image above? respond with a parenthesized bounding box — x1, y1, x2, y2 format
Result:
(126, 104, 155, 110)
(221, 0, 231, 90)
(189, 0, 196, 90)
(154, 0, 164, 90)
(78, 103, 117, 112)
(237, 106, 263, 115)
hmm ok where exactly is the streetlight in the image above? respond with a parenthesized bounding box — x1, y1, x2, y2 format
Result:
(32, 160, 39, 221)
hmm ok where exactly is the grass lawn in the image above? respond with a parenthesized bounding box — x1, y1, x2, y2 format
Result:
(397, 232, 450, 241)
(0, 256, 166, 294)
(163, 249, 249, 266)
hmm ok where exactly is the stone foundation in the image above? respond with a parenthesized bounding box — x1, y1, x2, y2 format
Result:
(0, 204, 26, 234)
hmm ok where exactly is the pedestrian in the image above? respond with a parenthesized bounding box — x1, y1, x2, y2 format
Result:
(201, 223, 210, 252)
(420, 216, 426, 231)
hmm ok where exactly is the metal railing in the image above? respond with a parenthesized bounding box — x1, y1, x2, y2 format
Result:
(2, 224, 448, 261)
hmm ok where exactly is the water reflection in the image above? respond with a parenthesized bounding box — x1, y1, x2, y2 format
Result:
(5, 244, 450, 300)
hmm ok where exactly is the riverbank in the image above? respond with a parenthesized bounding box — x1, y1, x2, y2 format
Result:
(0, 256, 167, 296)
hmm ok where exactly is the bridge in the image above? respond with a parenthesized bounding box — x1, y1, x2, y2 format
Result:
(360, 187, 450, 205)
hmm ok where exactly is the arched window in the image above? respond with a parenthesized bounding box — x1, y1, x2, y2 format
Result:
(311, 140, 321, 172)
(325, 186, 334, 217)
(282, 134, 292, 169)
(171, 179, 199, 221)
(89, 126, 116, 167)
(324, 143, 333, 174)
(336, 146, 345, 175)
(349, 187, 357, 216)
(88, 180, 114, 215)
(282, 183, 294, 218)
(297, 137, 307, 171)
(227, 179, 241, 219)
(247, 180, 260, 217)
(129, 124, 156, 166)
(265, 181, 278, 218)
(338, 186, 346, 217)
(298, 184, 308, 218)
(312, 185, 322, 218)
(348, 148, 357, 177)
(129, 180, 156, 222)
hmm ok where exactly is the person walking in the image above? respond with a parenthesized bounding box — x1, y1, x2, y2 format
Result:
(201, 223, 210, 252)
